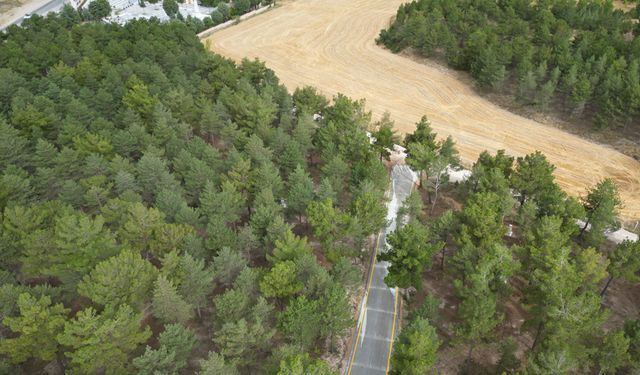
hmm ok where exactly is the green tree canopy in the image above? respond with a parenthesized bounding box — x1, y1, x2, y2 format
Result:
(57, 305, 151, 375)
(78, 249, 157, 310)
(389, 318, 440, 375)
(0, 293, 68, 364)
(380, 222, 442, 290)
(152, 275, 194, 324)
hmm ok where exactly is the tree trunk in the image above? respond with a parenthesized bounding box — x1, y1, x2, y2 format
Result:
(466, 342, 475, 372)
(430, 184, 439, 215)
(579, 218, 591, 238)
(531, 321, 544, 351)
(440, 246, 446, 271)
(600, 275, 614, 297)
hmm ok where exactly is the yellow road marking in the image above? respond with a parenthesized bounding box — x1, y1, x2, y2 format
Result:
(385, 287, 399, 374)
(347, 233, 381, 375)
(386, 173, 415, 374)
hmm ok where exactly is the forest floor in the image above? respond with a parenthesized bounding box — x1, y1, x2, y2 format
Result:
(203, 0, 640, 225)
(408, 186, 640, 374)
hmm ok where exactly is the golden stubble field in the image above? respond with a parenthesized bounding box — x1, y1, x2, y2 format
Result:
(204, 0, 640, 223)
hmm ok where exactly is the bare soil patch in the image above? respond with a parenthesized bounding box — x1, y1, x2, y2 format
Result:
(204, 0, 640, 224)
(0, 0, 52, 28)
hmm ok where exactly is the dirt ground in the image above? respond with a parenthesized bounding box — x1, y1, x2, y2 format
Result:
(0, 0, 49, 28)
(409, 188, 640, 374)
(203, 0, 640, 224)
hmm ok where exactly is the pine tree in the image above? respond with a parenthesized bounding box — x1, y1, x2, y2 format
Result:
(212, 247, 247, 286)
(307, 198, 345, 249)
(268, 229, 313, 263)
(57, 305, 151, 375)
(601, 240, 640, 297)
(0, 294, 68, 364)
(46, 212, 119, 292)
(260, 260, 303, 298)
(371, 112, 399, 161)
(287, 164, 314, 220)
(595, 330, 631, 375)
(389, 318, 440, 375)
(133, 324, 197, 375)
(455, 286, 499, 365)
(213, 318, 274, 363)
(0, 120, 30, 171)
(178, 253, 214, 317)
(161, 0, 178, 17)
(152, 275, 193, 324)
(580, 178, 621, 246)
(276, 354, 336, 375)
(317, 177, 337, 202)
(380, 222, 442, 290)
(511, 151, 556, 207)
(318, 283, 353, 347)
(78, 249, 157, 310)
(350, 183, 387, 236)
(198, 351, 240, 375)
(200, 181, 247, 224)
(278, 296, 321, 349)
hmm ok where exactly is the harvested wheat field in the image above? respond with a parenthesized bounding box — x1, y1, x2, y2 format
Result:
(204, 0, 640, 223)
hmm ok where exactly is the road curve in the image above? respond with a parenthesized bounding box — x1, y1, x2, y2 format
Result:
(203, 0, 640, 222)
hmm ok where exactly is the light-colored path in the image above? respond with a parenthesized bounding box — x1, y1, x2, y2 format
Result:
(204, 0, 640, 222)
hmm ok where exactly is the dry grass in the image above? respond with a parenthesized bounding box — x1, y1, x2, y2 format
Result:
(203, 0, 640, 223)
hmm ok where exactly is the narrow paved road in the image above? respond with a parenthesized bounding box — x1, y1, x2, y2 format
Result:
(345, 164, 416, 375)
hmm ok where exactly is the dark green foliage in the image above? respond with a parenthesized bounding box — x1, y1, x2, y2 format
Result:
(199, 351, 240, 375)
(497, 337, 520, 374)
(163, 0, 179, 18)
(389, 318, 440, 375)
(579, 178, 622, 246)
(409, 294, 440, 323)
(133, 324, 197, 375)
(57, 305, 151, 374)
(278, 296, 321, 349)
(380, 222, 442, 290)
(275, 354, 337, 374)
(233, 0, 250, 15)
(293, 86, 328, 115)
(0, 294, 68, 364)
(624, 320, 640, 369)
(0, 10, 381, 375)
(87, 0, 112, 19)
(379, 0, 640, 129)
(210, 10, 224, 24)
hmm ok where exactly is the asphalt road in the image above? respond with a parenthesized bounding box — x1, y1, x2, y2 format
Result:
(345, 164, 416, 375)
(1, 0, 65, 31)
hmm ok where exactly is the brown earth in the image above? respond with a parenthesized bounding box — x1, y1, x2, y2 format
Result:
(0, 0, 48, 28)
(203, 0, 640, 224)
